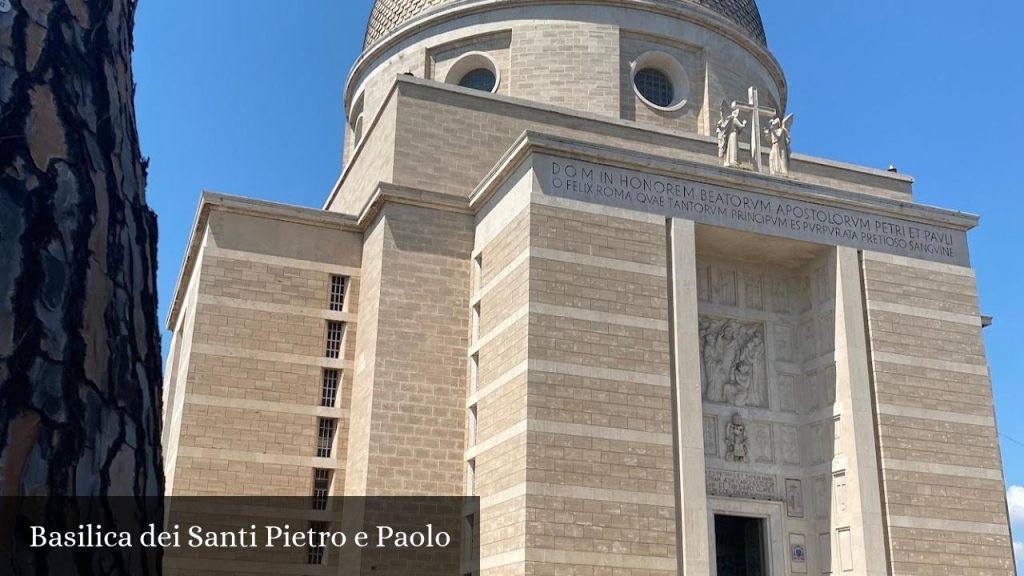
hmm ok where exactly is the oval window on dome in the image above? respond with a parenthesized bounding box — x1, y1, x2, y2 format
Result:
(458, 68, 497, 92)
(634, 68, 674, 109)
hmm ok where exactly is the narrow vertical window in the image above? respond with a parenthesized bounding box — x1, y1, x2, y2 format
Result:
(469, 353, 479, 396)
(311, 469, 332, 511)
(467, 405, 478, 448)
(471, 303, 481, 343)
(473, 255, 483, 293)
(317, 418, 337, 458)
(325, 321, 344, 359)
(307, 521, 327, 564)
(461, 470, 478, 575)
(329, 275, 347, 312)
(321, 369, 340, 408)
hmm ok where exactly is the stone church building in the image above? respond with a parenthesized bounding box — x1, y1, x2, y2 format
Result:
(162, 0, 1015, 574)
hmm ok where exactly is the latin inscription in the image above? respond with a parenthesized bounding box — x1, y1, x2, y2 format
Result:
(536, 156, 970, 266)
(706, 469, 777, 501)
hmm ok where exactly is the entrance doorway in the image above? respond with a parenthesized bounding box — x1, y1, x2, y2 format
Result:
(715, 515, 768, 576)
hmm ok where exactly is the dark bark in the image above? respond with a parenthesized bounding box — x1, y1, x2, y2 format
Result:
(0, 0, 163, 574)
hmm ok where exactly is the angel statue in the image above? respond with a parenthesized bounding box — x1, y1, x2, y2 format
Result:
(766, 113, 794, 176)
(716, 100, 746, 168)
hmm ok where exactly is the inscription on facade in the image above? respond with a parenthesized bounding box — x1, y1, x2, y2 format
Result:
(706, 469, 777, 501)
(536, 155, 970, 266)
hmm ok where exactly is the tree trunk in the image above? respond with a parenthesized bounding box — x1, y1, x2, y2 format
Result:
(0, 0, 163, 573)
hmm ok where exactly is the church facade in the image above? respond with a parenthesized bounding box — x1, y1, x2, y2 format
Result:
(162, 1, 1016, 574)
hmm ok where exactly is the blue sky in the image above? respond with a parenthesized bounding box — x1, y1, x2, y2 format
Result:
(135, 0, 1024, 554)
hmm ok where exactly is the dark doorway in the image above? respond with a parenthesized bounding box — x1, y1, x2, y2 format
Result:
(715, 515, 767, 576)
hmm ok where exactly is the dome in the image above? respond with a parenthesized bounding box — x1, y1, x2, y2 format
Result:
(364, 0, 768, 48)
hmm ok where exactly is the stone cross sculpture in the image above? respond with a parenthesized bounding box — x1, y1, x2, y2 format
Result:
(725, 414, 749, 463)
(731, 87, 777, 173)
(716, 101, 746, 168)
(766, 113, 795, 176)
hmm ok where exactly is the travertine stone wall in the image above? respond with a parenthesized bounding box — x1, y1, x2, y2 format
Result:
(620, 32, 704, 131)
(525, 198, 677, 575)
(331, 79, 912, 216)
(344, 202, 474, 495)
(427, 31, 512, 96)
(471, 165, 679, 574)
(862, 252, 1014, 576)
(472, 189, 531, 573)
(165, 210, 361, 497)
(509, 21, 619, 116)
(341, 95, 398, 200)
(343, 3, 785, 163)
(344, 214, 385, 496)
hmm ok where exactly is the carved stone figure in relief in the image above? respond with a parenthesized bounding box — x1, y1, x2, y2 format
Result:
(699, 318, 766, 407)
(717, 100, 746, 168)
(766, 113, 795, 176)
(726, 414, 749, 463)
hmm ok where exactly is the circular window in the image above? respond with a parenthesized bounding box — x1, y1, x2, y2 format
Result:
(444, 52, 500, 94)
(459, 68, 497, 92)
(631, 52, 690, 111)
(353, 114, 365, 144)
(634, 68, 674, 108)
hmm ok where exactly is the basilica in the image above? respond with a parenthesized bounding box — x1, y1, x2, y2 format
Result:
(162, 1, 1015, 574)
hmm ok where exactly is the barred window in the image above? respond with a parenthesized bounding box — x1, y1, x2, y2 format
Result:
(634, 68, 674, 108)
(312, 469, 332, 511)
(317, 418, 337, 458)
(307, 521, 327, 564)
(321, 369, 340, 408)
(325, 321, 344, 359)
(329, 275, 347, 312)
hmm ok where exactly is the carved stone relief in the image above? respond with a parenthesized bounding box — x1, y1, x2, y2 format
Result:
(795, 277, 812, 313)
(781, 425, 801, 465)
(778, 374, 799, 413)
(771, 276, 790, 314)
(806, 368, 821, 411)
(800, 319, 816, 361)
(838, 529, 854, 572)
(823, 363, 837, 405)
(813, 475, 829, 520)
(819, 533, 832, 574)
(774, 323, 794, 363)
(703, 415, 719, 457)
(700, 317, 767, 408)
(834, 472, 848, 515)
(743, 272, 764, 310)
(786, 479, 805, 518)
(820, 312, 836, 354)
(697, 264, 711, 303)
(808, 422, 825, 465)
(725, 414, 749, 463)
(814, 264, 831, 304)
(750, 422, 774, 464)
(713, 267, 738, 306)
